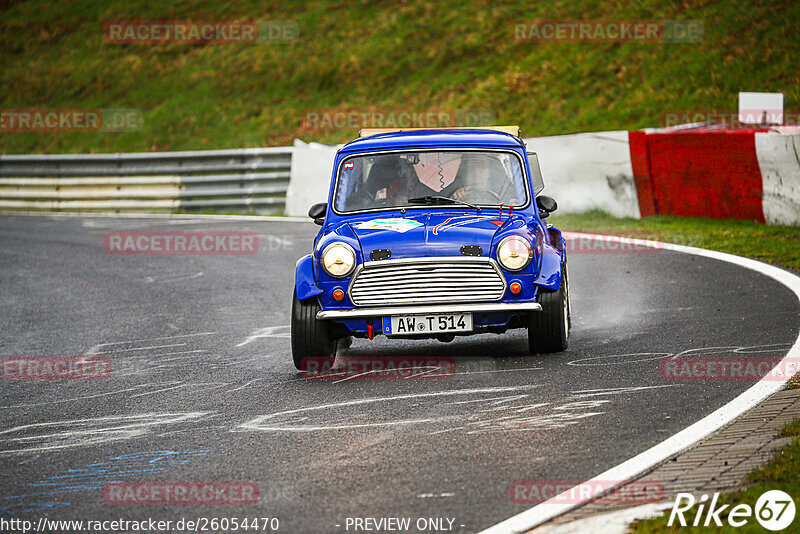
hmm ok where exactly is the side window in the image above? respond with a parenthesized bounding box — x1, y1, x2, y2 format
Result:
(527, 152, 545, 196)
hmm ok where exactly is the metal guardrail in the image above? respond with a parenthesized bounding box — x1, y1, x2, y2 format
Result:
(0, 147, 293, 214)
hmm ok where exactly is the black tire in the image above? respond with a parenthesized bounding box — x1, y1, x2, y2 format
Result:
(291, 288, 337, 370)
(528, 265, 569, 354)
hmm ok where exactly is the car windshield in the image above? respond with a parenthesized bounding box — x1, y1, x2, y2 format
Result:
(334, 150, 528, 213)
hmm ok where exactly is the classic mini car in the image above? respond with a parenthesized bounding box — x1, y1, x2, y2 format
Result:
(291, 126, 569, 369)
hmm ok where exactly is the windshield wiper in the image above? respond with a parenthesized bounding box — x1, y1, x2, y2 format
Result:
(407, 195, 481, 212)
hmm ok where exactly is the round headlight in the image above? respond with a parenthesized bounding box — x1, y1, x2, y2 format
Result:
(497, 236, 532, 271)
(321, 242, 356, 278)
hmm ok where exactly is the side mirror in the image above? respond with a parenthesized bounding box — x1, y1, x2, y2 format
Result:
(308, 202, 327, 226)
(536, 195, 557, 218)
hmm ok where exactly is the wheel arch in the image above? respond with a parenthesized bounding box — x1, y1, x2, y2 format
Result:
(534, 244, 564, 291)
(295, 254, 323, 301)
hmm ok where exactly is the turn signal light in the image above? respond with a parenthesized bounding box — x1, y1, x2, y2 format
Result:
(332, 288, 345, 301)
(509, 282, 522, 294)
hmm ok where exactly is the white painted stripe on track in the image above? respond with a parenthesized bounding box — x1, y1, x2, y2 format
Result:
(480, 231, 800, 534)
(530, 501, 674, 534)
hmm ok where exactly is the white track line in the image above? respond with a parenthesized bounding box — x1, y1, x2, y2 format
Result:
(84, 332, 215, 355)
(479, 232, 800, 534)
(94, 343, 186, 354)
(531, 501, 674, 534)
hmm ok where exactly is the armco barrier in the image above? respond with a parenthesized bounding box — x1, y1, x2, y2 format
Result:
(0, 147, 292, 214)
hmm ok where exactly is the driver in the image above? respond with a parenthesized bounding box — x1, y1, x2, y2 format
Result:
(445, 155, 506, 203)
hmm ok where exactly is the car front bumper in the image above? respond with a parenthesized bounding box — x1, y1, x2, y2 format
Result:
(316, 301, 542, 320)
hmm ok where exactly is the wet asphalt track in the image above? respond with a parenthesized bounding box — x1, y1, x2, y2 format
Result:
(0, 214, 797, 533)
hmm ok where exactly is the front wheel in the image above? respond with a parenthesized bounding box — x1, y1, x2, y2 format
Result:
(528, 269, 569, 354)
(291, 289, 338, 370)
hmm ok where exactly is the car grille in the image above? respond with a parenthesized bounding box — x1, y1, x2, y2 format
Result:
(349, 258, 506, 307)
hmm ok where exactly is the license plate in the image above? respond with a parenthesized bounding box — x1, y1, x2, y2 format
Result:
(386, 313, 473, 335)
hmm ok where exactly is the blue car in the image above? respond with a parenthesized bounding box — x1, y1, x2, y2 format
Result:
(291, 126, 569, 369)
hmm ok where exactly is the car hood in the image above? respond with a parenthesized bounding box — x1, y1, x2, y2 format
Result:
(347, 212, 509, 259)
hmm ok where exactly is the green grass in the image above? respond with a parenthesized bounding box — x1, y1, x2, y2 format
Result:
(629, 419, 800, 533)
(2, 0, 799, 154)
(550, 211, 800, 271)
(789, 375, 800, 390)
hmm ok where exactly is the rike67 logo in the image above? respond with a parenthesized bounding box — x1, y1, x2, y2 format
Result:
(668, 491, 796, 531)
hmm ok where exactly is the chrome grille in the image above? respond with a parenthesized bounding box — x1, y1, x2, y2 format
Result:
(349, 257, 506, 307)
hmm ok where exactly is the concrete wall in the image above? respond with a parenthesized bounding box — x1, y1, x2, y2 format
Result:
(284, 139, 340, 217)
(523, 131, 640, 218)
(756, 133, 800, 226)
(284, 130, 800, 226)
(285, 132, 641, 219)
